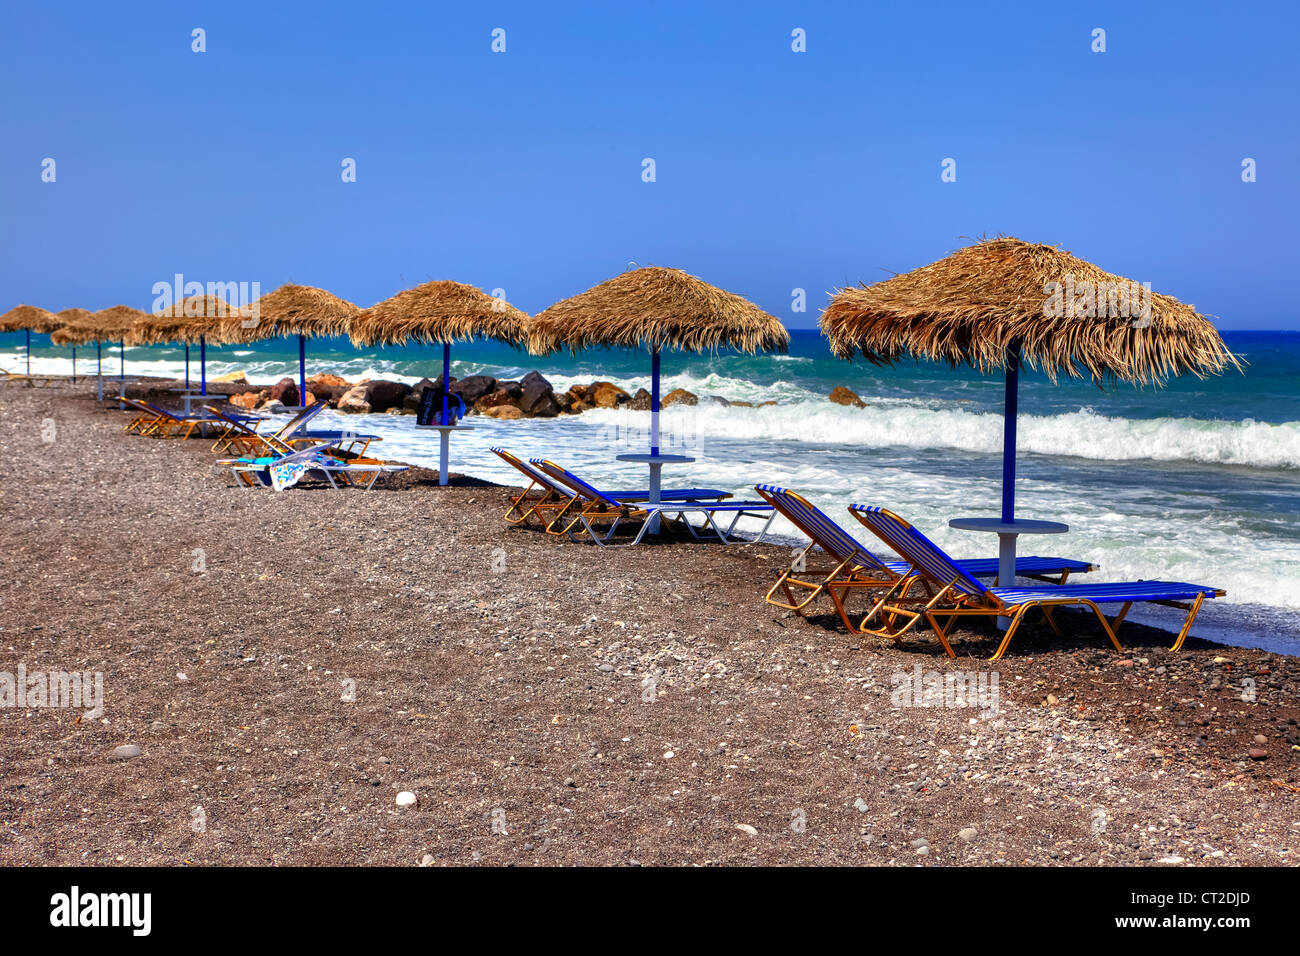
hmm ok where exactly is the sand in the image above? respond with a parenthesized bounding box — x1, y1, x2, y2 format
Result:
(1, 381, 1297, 866)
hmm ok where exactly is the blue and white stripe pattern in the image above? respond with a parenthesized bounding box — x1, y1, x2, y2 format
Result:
(850, 504, 1221, 607)
(757, 485, 1093, 582)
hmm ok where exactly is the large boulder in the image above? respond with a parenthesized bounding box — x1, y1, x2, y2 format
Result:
(661, 387, 698, 408)
(474, 381, 523, 413)
(307, 373, 349, 390)
(267, 377, 299, 407)
(519, 371, 560, 417)
(626, 387, 652, 411)
(365, 379, 411, 413)
(589, 381, 630, 408)
(337, 385, 371, 414)
(449, 375, 498, 407)
(482, 405, 523, 420)
(829, 385, 866, 408)
(230, 390, 263, 410)
(310, 384, 348, 406)
(213, 371, 248, 385)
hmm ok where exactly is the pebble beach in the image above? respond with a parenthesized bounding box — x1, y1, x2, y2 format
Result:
(2, 381, 1297, 866)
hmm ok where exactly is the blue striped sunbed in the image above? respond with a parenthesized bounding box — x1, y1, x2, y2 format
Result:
(848, 504, 1224, 660)
(532, 459, 775, 546)
(753, 484, 1097, 631)
(490, 447, 733, 530)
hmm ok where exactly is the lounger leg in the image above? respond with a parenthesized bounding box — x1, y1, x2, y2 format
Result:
(989, 606, 1030, 661)
(1169, 593, 1206, 652)
(1081, 600, 1125, 653)
(1040, 606, 1064, 639)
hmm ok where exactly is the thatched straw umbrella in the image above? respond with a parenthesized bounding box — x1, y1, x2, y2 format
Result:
(530, 267, 788, 528)
(0, 305, 61, 376)
(87, 306, 150, 401)
(49, 308, 92, 383)
(140, 295, 245, 394)
(821, 236, 1239, 590)
(351, 280, 532, 484)
(237, 284, 359, 407)
(50, 306, 139, 400)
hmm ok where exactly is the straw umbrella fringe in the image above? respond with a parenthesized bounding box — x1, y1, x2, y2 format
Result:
(529, 267, 789, 356)
(352, 281, 532, 485)
(820, 237, 1239, 386)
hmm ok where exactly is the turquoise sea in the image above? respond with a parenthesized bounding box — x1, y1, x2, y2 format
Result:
(7, 329, 1298, 654)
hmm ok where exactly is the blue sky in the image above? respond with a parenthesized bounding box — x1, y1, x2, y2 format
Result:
(1, 0, 1296, 329)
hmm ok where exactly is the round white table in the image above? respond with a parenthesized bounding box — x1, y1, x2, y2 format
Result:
(416, 423, 475, 486)
(949, 517, 1069, 630)
(616, 452, 695, 533)
(169, 388, 217, 416)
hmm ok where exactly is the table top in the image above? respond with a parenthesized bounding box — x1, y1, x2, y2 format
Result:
(415, 423, 475, 432)
(616, 453, 695, 464)
(949, 517, 1069, 535)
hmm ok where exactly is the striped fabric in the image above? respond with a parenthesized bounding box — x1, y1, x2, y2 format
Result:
(990, 581, 1221, 605)
(847, 505, 988, 596)
(755, 484, 889, 571)
(760, 486, 1091, 583)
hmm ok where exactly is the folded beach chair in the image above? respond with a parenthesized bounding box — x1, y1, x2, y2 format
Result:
(220, 443, 409, 490)
(491, 447, 734, 531)
(532, 459, 774, 546)
(848, 504, 1224, 659)
(1, 368, 63, 388)
(754, 485, 1097, 632)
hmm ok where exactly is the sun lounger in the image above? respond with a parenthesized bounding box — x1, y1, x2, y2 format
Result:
(122, 398, 254, 439)
(847, 504, 1224, 659)
(220, 443, 408, 491)
(1, 368, 64, 388)
(490, 447, 734, 531)
(753, 485, 1097, 632)
(532, 459, 773, 546)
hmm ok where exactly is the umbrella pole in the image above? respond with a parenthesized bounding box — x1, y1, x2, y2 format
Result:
(439, 342, 451, 486)
(71, 347, 76, 384)
(651, 349, 660, 456)
(118, 339, 126, 408)
(647, 349, 663, 533)
(299, 333, 307, 408)
(185, 344, 190, 390)
(996, 345, 1021, 619)
(96, 341, 103, 401)
(200, 336, 207, 396)
(25, 329, 31, 376)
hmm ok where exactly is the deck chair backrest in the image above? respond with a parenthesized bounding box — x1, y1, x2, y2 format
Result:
(273, 402, 326, 440)
(124, 399, 180, 421)
(490, 447, 571, 495)
(204, 405, 295, 455)
(532, 460, 622, 508)
(755, 484, 889, 571)
(848, 505, 988, 598)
